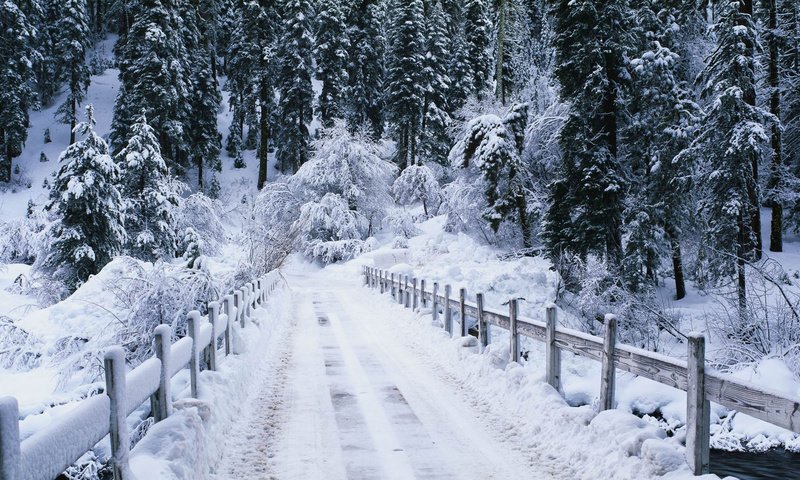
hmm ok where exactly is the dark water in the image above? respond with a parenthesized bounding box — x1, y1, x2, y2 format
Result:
(711, 449, 800, 479)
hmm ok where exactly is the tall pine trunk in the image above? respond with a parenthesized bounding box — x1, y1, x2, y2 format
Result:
(767, 0, 783, 252)
(1, 126, 10, 183)
(741, 0, 763, 260)
(666, 225, 686, 300)
(69, 98, 77, 145)
(495, 0, 507, 104)
(257, 82, 269, 190)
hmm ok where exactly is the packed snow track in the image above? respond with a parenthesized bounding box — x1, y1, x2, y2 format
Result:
(212, 267, 558, 480)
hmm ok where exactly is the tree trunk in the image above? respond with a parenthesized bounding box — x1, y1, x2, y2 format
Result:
(767, 0, 783, 252)
(495, 0, 507, 104)
(1, 126, 11, 183)
(737, 215, 748, 323)
(741, 0, 763, 260)
(197, 155, 204, 190)
(69, 98, 77, 145)
(666, 225, 686, 300)
(257, 82, 269, 190)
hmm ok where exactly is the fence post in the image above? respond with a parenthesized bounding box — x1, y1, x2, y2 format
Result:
(404, 276, 411, 308)
(234, 291, 244, 328)
(459, 288, 467, 337)
(222, 295, 233, 355)
(412, 278, 418, 310)
(105, 347, 131, 480)
(391, 273, 396, 300)
(444, 285, 452, 335)
(0, 396, 20, 480)
(380, 270, 385, 294)
(599, 314, 617, 411)
(187, 311, 201, 398)
(545, 304, 561, 392)
(399, 276, 405, 306)
(432, 282, 439, 324)
(477, 293, 488, 351)
(509, 299, 519, 363)
(686, 333, 710, 475)
(151, 325, 172, 422)
(207, 302, 220, 370)
(241, 288, 249, 325)
(420, 279, 426, 307)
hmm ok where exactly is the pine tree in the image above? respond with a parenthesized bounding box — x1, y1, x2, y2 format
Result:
(315, 0, 349, 128)
(36, 0, 60, 107)
(541, 0, 632, 274)
(0, 0, 38, 183)
(117, 115, 181, 261)
(418, 0, 452, 165)
(464, 0, 492, 97)
(275, 0, 314, 174)
(386, 0, 426, 168)
(55, 0, 92, 145)
(345, 0, 386, 139)
(40, 106, 126, 292)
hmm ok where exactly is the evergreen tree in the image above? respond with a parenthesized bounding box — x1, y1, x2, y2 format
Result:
(36, 0, 60, 107)
(117, 115, 181, 261)
(541, 0, 632, 275)
(275, 0, 314, 174)
(345, 0, 386, 139)
(418, 0, 452, 165)
(315, 0, 349, 128)
(40, 106, 126, 292)
(0, 0, 38, 183)
(55, 0, 92, 145)
(464, 0, 492, 97)
(386, 0, 426, 168)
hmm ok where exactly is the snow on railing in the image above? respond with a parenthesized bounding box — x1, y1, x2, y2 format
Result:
(0, 271, 284, 480)
(362, 266, 800, 476)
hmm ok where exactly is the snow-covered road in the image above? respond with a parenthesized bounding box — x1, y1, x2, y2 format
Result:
(213, 267, 558, 479)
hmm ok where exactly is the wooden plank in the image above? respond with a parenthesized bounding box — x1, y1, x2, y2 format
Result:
(151, 325, 172, 422)
(545, 305, 561, 392)
(459, 288, 467, 337)
(705, 372, 800, 433)
(599, 315, 617, 411)
(686, 333, 710, 475)
(444, 285, 452, 335)
(105, 347, 132, 479)
(509, 299, 519, 363)
(477, 293, 488, 350)
(0, 397, 19, 480)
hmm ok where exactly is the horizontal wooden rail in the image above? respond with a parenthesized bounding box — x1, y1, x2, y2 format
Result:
(363, 266, 800, 476)
(0, 270, 284, 480)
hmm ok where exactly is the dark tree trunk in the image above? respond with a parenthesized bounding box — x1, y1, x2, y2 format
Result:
(1, 127, 11, 183)
(515, 192, 532, 249)
(767, 0, 783, 252)
(69, 98, 77, 145)
(666, 225, 686, 300)
(257, 82, 269, 190)
(737, 215, 748, 322)
(601, 53, 622, 265)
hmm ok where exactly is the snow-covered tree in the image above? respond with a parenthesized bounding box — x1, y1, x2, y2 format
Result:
(315, 0, 349, 128)
(418, 0, 452, 165)
(464, 0, 492, 97)
(39, 106, 126, 292)
(275, 0, 314, 174)
(391, 164, 442, 216)
(294, 193, 369, 264)
(117, 115, 182, 262)
(345, 0, 385, 138)
(55, 0, 92, 145)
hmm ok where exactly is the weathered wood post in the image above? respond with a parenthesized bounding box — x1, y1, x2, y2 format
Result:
(420, 279, 426, 307)
(404, 276, 411, 307)
(207, 302, 220, 370)
(459, 288, 467, 337)
(399, 275, 406, 306)
(241, 287, 249, 325)
(509, 299, 520, 363)
(105, 347, 131, 480)
(187, 311, 201, 398)
(686, 333, 710, 475)
(234, 290, 244, 328)
(0, 396, 20, 480)
(391, 273, 396, 300)
(412, 278, 418, 310)
(545, 304, 561, 392)
(380, 270, 385, 294)
(444, 284, 452, 335)
(222, 295, 233, 355)
(477, 293, 488, 351)
(364, 266, 369, 286)
(599, 314, 617, 411)
(151, 325, 172, 422)
(432, 282, 440, 324)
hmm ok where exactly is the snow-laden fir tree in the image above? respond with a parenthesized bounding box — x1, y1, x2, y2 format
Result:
(446, 104, 533, 248)
(110, 0, 190, 173)
(418, 0, 452, 165)
(40, 106, 126, 293)
(275, 0, 314, 174)
(117, 114, 182, 262)
(386, 0, 426, 168)
(315, 0, 349, 128)
(783, 0, 800, 232)
(391, 164, 442, 217)
(541, 0, 633, 278)
(55, 0, 92, 145)
(36, 0, 60, 107)
(345, 0, 385, 139)
(0, 0, 38, 183)
(464, 0, 493, 97)
(294, 192, 369, 264)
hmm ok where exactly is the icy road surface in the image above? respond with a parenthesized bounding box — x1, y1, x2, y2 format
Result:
(213, 268, 557, 479)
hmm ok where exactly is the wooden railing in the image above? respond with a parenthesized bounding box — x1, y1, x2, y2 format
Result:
(0, 270, 283, 480)
(362, 267, 800, 476)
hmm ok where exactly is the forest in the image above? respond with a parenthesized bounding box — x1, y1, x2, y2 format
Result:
(1, 0, 800, 466)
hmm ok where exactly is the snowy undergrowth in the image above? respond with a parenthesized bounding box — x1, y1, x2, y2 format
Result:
(358, 213, 800, 453)
(129, 280, 292, 479)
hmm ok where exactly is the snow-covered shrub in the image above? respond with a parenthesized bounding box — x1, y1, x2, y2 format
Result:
(391, 164, 442, 217)
(245, 181, 303, 274)
(0, 211, 47, 264)
(291, 122, 396, 231)
(294, 193, 368, 263)
(174, 193, 225, 257)
(384, 208, 420, 239)
(0, 316, 42, 371)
